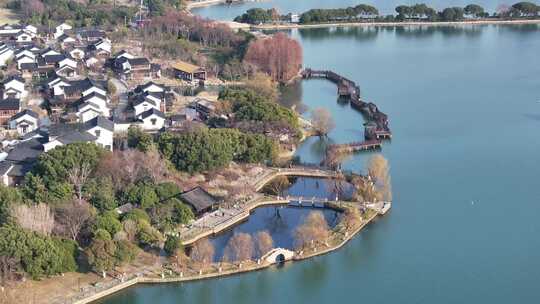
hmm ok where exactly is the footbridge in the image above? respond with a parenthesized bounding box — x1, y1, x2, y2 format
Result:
(253, 167, 339, 192)
(261, 248, 295, 264)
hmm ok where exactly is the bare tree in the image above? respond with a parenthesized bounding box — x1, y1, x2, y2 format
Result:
(325, 172, 347, 200)
(264, 175, 290, 196)
(294, 211, 330, 250)
(11, 203, 55, 236)
(244, 32, 303, 83)
(367, 154, 392, 202)
(123, 219, 138, 242)
(67, 161, 92, 203)
(341, 207, 362, 230)
(351, 175, 379, 203)
(0, 255, 18, 285)
(190, 238, 215, 268)
(311, 107, 335, 137)
(169, 247, 189, 272)
(55, 200, 93, 241)
(254, 231, 274, 258)
(223, 232, 254, 263)
(95, 149, 169, 192)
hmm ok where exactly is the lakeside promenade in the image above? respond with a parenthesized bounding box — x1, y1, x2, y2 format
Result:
(179, 166, 341, 245)
(250, 19, 540, 30)
(67, 204, 385, 304)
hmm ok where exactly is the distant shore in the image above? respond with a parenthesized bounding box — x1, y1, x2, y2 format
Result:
(185, 0, 231, 9)
(251, 18, 540, 30)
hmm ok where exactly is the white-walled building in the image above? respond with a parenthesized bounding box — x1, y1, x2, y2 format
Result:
(9, 109, 39, 136)
(0, 43, 14, 67)
(138, 108, 165, 131)
(2, 76, 26, 100)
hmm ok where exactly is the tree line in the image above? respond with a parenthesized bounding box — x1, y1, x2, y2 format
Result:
(234, 2, 540, 25)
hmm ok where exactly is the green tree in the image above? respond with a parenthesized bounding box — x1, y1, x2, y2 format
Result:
(154, 182, 182, 201)
(0, 185, 23, 225)
(127, 126, 154, 152)
(123, 208, 150, 223)
(86, 177, 117, 211)
(464, 4, 485, 17)
(125, 184, 159, 209)
(164, 235, 182, 256)
(85, 237, 117, 276)
(22, 173, 49, 203)
(94, 213, 122, 237)
(395, 5, 413, 19)
(136, 219, 164, 248)
(114, 240, 138, 265)
(157, 128, 276, 173)
(30, 143, 105, 201)
(0, 226, 75, 279)
(511, 2, 539, 16)
(172, 199, 194, 224)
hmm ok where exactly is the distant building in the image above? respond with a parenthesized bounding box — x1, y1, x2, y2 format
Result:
(290, 14, 300, 23)
(172, 60, 206, 81)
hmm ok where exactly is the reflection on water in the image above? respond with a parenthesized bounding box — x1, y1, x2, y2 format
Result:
(209, 177, 350, 261)
(209, 206, 340, 261)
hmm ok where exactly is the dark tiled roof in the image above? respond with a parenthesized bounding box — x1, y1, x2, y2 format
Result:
(128, 57, 150, 66)
(179, 187, 219, 214)
(56, 131, 97, 144)
(84, 116, 114, 132)
(139, 108, 165, 119)
(19, 62, 37, 71)
(3, 75, 25, 84)
(10, 109, 39, 121)
(0, 98, 20, 110)
(81, 91, 107, 102)
(78, 30, 105, 39)
(43, 54, 66, 64)
(5, 138, 45, 163)
(134, 81, 165, 93)
(132, 93, 157, 107)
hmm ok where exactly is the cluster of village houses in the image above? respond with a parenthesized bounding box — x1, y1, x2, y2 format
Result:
(0, 22, 212, 187)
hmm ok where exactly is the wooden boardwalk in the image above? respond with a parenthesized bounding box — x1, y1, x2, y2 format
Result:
(302, 68, 391, 141)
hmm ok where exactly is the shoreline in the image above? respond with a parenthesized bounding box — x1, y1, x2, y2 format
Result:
(251, 19, 540, 30)
(75, 205, 383, 304)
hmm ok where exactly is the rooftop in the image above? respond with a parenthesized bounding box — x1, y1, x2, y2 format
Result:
(179, 186, 219, 214)
(172, 60, 204, 74)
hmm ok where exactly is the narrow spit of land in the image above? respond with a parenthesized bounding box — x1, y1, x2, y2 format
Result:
(70, 205, 384, 304)
(251, 19, 540, 30)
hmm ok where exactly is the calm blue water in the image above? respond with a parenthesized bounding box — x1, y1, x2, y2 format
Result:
(210, 205, 340, 261)
(193, 0, 524, 21)
(99, 9, 540, 304)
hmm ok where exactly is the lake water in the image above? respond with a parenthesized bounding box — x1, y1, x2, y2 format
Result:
(193, 0, 512, 21)
(210, 205, 340, 262)
(98, 6, 540, 304)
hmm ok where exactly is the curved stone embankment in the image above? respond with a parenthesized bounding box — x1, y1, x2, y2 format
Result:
(76, 205, 385, 304)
